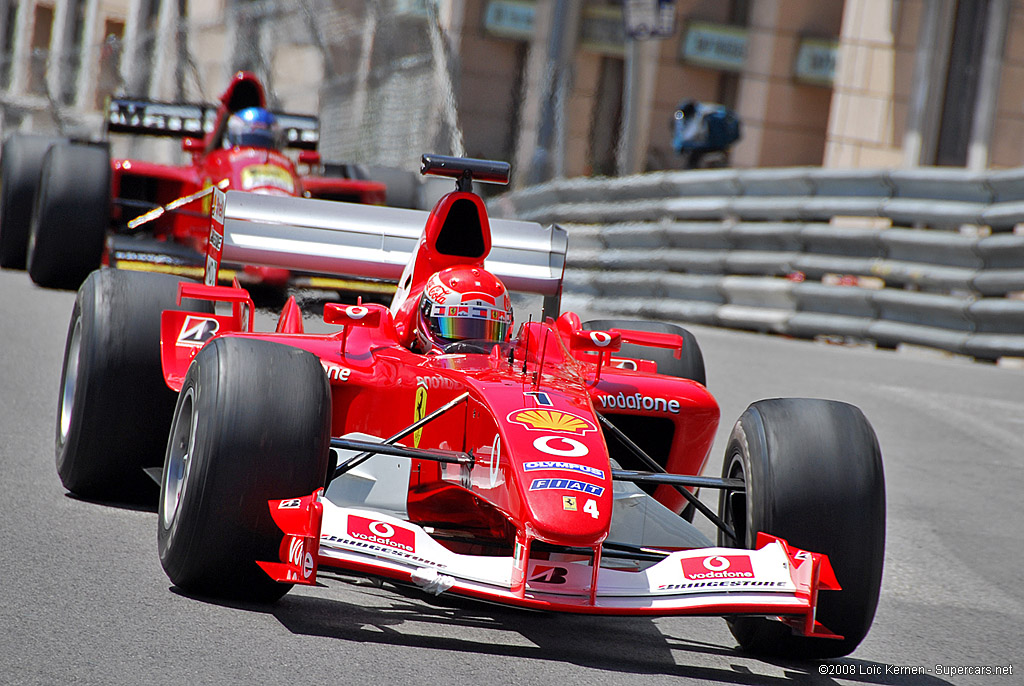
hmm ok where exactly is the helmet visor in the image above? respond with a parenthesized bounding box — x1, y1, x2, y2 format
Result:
(231, 130, 277, 148)
(429, 303, 511, 343)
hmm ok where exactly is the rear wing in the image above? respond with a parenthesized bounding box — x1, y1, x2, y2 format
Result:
(105, 98, 320, 150)
(206, 190, 568, 315)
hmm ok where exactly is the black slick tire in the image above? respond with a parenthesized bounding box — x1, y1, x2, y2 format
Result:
(56, 269, 213, 502)
(158, 337, 331, 603)
(583, 319, 706, 385)
(27, 141, 111, 289)
(718, 398, 885, 659)
(0, 134, 61, 269)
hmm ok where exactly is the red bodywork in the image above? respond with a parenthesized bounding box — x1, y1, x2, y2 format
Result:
(157, 180, 841, 633)
(107, 72, 386, 285)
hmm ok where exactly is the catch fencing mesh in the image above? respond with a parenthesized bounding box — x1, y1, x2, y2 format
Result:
(0, 0, 464, 170)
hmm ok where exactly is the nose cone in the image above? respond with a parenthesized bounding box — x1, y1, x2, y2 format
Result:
(503, 408, 613, 547)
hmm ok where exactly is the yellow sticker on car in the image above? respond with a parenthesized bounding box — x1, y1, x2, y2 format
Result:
(413, 385, 428, 448)
(240, 164, 294, 193)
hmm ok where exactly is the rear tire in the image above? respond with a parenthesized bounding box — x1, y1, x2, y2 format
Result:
(56, 270, 213, 502)
(583, 319, 706, 385)
(718, 398, 885, 659)
(158, 337, 331, 602)
(27, 141, 111, 289)
(0, 134, 61, 269)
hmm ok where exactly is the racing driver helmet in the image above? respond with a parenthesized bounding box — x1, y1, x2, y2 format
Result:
(225, 107, 279, 149)
(416, 267, 513, 352)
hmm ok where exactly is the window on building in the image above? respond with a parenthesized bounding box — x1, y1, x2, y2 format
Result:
(935, 0, 989, 167)
(589, 56, 624, 176)
(1, 3, 17, 89)
(127, 0, 161, 97)
(96, 19, 125, 108)
(716, 0, 751, 109)
(29, 4, 55, 96)
(60, 0, 88, 105)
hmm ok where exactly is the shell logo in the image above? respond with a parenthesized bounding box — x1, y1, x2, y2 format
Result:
(507, 409, 596, 435)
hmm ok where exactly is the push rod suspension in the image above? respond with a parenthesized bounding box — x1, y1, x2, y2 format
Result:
(611, 469, 744, 491)
(329, 437, 472, 465)
(596, 412, 738, 541)
(331, 392, 470, 480)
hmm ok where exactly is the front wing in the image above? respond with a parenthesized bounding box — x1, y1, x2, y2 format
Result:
(258, 491, 841, 638)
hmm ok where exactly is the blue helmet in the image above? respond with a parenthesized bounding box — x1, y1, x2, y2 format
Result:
(225, 107, 279, 149)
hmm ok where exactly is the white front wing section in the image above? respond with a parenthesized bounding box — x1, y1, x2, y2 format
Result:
(316, 499, 812, 614)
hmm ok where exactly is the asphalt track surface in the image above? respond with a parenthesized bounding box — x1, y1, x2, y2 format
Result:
(1, 268, 1021, 686)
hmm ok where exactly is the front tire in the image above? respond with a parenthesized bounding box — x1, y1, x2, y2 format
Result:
(718, 398, 885, 659)
(158, 337, 331, 602)
(27, 141, 111, 289)
(56, 269, 213, 502)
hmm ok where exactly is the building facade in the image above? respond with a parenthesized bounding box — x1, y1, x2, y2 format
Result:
(0, 0, 1021, 185)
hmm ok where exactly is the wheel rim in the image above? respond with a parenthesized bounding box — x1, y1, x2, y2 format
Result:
(59, 319, 82, 444)
(722, 454, 747, 548)
(162, 387, 197, 529)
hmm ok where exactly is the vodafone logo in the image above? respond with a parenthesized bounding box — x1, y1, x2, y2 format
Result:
(370, 521, 395, 537)
(533, 435, 589, 458)
(680, 555, 754, 580)
(703, 556, 730, 571)
(287, 536, 314, 579)
(589, 331, 613, 347)
(345, 305, 369, 319)
(348, 515, 416, 553)
(288, 537, 303, 566)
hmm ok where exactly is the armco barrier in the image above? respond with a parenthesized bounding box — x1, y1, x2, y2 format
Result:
(491, 167, 1024, 362)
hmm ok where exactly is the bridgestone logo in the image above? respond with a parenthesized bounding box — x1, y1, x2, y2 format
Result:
(322, 535, 443, 569)
(597, 392, 680, 414)
(658, 580, 785, 591)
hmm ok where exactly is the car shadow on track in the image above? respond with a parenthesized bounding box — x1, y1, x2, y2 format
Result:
(170, 573, 953, 686)
(64, 492, 157, 514)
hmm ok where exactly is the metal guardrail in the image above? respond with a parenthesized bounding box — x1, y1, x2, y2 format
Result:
(492, 167, 1024, 362)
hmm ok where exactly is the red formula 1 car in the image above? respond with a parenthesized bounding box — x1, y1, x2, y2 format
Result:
(0, 71, 385, 290)
(53, 155, 885, 660)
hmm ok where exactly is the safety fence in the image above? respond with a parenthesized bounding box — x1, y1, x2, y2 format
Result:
(491, 167, 1024, 362)
(1, 1, 462, 172)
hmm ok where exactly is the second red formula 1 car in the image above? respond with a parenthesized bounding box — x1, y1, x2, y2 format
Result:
(0, 71, 385, 290)
(53, 155, 885, 660)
